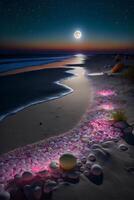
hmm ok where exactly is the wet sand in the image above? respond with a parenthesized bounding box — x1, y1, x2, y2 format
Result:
(0, 56, 92, 155)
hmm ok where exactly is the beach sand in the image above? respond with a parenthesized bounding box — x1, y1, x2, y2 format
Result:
(0, 54, 134, 200)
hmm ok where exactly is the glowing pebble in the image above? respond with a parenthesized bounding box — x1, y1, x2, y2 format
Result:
(49, 161, 59, 170)
(59, 154, 77, 171)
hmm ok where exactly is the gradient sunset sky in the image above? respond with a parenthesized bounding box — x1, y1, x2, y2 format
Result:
(0, 0, 134, 51)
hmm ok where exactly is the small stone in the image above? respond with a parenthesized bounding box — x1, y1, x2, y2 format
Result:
(83, 170, 90, 177)
(91, 164, 103, 176)
(118, 144, 128, 151)
(79, 166, 85, 172)
(44, 180, 57, 192)
(59, 154, 77, 171)
(85, 161, 92, 169)
(14, 174, 22, 182)
(0, 191, 10, 200)
(33, 186, 42, 200)
(93, 148, 110, 161)
(23, 185, 32, 199)
(76, 161, 82, 168)
(88, 153, 96, 162)
(49, 161, 59, 170)
(65, 172, 80, 184)
(81, 157, 87, 164)
(22, 171, 33, 181)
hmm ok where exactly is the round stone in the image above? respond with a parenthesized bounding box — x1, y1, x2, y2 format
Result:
(119, 144, 128, 151)
(85, 161, 92, 169)
(0, 191, 10, 200)
(88, 153, 96, 162)
(81, 157, 87, 164)
(33, 186, 42, 200)
(22, 171, 33, 181)
(49, 161, 59, 170)
(76, 160, 82, 168)
(59, 154, 77, 171)
(83, 170, 90, 176)
(91, 164, 102, 176)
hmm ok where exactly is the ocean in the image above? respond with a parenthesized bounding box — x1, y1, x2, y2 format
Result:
(0, 53, 75, 121)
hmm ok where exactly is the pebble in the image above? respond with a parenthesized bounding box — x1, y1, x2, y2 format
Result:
(90, 164, 103, 176)
(66, 172, 80, 184)
(93, 148, 110, 161)
(83, 170, 90, 177)
(88, 153, 96, 162)
(59, 154, 77, 171)
(49, 161, 59, 170)
(22, 171, 33, 181)
(81, 157, 87, 164)
(32, 186, 42, 200)
(0, 191, 10, 200)
(23, 185, 32, 199)
(118, 144, 128, 151)
(85, 161, 92, 169)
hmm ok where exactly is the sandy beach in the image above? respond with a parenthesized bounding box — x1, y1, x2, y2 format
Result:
(0, 54, 134, 200)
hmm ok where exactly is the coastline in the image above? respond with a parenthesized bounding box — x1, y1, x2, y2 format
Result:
(0, 57, 92, 155)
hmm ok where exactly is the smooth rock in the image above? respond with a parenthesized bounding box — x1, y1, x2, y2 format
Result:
(118, 144, 128, 151)
(22, 171, 33, 181)
(49, 161, 59, 170)
(0, 191, 10, 200)
(88, 153, 96, 162)
(65, 172, 80, 184)
(83, 170, 90, 177)
(23, 185, 32, 199)
(91, 164, 103, 176)
(81, 157, 87, 164)
(93, 148, 110, 161)
(76, 160, 82, 168)
(85, 161, 92, 169)
(59, 154, 77, 171)
(79, 166, 85, 172)
(33, 186, 42, 200)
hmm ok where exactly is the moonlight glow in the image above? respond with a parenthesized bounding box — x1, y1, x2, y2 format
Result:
(74, 30, 82, 39)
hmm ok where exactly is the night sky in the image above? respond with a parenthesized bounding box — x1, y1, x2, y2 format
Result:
(0, 0, 134, 51)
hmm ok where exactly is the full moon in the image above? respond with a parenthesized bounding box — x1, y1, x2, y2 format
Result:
(74, 30, 82, 39)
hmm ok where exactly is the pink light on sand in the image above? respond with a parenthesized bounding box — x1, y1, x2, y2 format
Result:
(99, 103, 114, 111)
(97, 89, 116, 97)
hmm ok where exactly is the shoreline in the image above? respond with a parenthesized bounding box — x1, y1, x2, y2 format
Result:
(0, 67, 74, 122)
(0, 56, 91, 155)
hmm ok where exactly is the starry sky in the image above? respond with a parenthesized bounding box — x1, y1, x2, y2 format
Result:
(0, 0, 134, 51)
